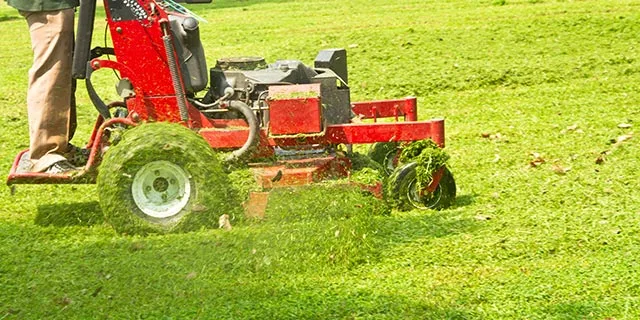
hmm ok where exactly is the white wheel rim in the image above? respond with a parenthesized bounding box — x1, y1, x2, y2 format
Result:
(131, 160, 191, 218)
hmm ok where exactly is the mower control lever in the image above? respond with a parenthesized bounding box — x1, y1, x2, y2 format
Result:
(90, 47, 115, 60)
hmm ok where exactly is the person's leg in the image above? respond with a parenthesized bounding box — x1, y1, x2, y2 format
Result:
(22, 9, 75, 172)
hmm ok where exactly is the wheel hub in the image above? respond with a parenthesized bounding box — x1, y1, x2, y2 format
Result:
(407, 179, 442, 210)
(131, 160, 191, 218)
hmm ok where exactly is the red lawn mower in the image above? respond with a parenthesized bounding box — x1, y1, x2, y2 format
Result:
(7, 0, 456, 234)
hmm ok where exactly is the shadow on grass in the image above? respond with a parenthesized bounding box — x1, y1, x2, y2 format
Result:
(0, 243, 476, 319)
(2, 188, 481, 318)
(0, 15, 20, 23)
(236, 185, 482, 272)
(452, 192, 478, 208)
(35, 201, 104, 227)
(377, 211, 476, 243)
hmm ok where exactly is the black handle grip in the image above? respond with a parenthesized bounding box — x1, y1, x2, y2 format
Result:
(72, 0, 97, 79)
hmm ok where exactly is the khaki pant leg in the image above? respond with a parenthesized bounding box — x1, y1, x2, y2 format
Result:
(21, 9, 75, 171)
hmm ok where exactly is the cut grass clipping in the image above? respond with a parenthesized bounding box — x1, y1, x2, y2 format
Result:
(228, 152, 390, 218)
(385, 139, 453, 210)
(97, 122, 242, 235)
(399, 139, 450, 189)
(348, 151, 386, 185)
(265, 184, 390, 222)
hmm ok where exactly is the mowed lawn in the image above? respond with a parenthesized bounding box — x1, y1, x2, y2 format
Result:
(2, 0, 640, 319)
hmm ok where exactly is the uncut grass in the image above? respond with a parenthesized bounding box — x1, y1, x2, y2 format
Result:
(2, 0, 640, 318)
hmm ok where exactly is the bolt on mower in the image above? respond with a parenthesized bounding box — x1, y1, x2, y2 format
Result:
(7, 0, 456, 234)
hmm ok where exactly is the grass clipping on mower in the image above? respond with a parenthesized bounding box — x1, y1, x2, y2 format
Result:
(399, 139, 450, 189)
(227, 153, 389, 218)
(266, 184, 390, 221)
(348, 152, 385, 185)
(97, 122, 242, 235)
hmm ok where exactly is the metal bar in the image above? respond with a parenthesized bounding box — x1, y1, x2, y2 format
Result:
(323, 121, 444, 145)
(85, 117, 137, 171)
(351, 97, 417, 121)
(200, 119, 445, 149)
(6, 117, 137, 185)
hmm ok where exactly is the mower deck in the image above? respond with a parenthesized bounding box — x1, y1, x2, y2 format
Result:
(249, 155, 350, 189)
(243, 155, 383, 218)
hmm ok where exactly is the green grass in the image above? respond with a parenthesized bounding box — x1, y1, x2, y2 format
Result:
(2, 0, 640, 318)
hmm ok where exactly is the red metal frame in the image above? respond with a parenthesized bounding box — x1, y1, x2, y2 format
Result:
(7, 117, 136, 184)
(199, 117, 444, 148)
(6, 0, 448, 195)
(352, 97, 418, 122)
(268, 84, 323, 135)
(250, 156, 350, 189)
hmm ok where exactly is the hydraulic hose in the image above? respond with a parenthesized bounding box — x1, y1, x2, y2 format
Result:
(85, 64, 112, 120)
(224, 100, 259, 162)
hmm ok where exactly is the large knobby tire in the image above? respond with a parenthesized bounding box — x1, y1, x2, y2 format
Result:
(368, 142, 400, 176)
(97, 122, 240, 235)
(385, 162, 456, 211)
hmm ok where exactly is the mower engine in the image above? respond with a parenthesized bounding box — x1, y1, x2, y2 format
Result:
(169, 15, 353, 145)
(202, 52, 352, 127)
